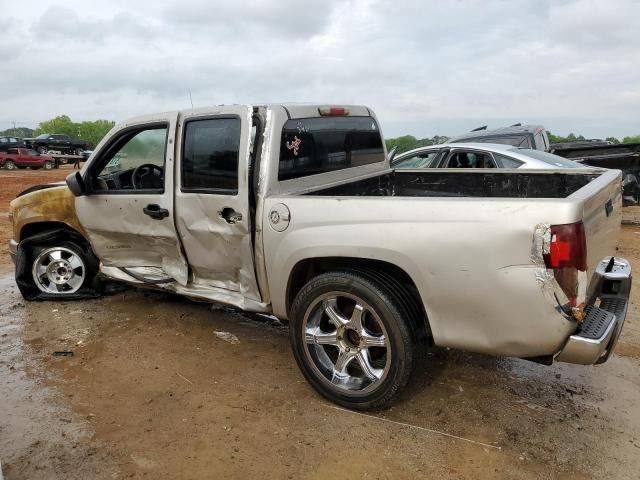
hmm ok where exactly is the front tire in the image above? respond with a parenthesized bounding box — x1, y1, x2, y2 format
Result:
(289, 271, 417, 410)
(30, 242, 95, 295)
(43, 160, 53, 170)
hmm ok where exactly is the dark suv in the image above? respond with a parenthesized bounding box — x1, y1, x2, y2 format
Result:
(0, 136, 25, 152)
(25, 134, 88, 155)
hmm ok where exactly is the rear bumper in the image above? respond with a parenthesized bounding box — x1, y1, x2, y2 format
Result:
(556, 257, 631, 365)
(9, 239, 18, 264)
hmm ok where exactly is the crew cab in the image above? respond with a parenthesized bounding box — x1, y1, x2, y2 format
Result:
(8, 104, 631, 410)
(24, 133, 88, 155)
(1, 148, 54, 170)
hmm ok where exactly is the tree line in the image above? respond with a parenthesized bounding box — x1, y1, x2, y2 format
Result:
(1, 116, 638, 154)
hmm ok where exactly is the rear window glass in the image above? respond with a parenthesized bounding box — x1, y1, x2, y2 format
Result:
(279, 116, 384, 181)
(513, 148, 584, 168)
(458, 135, 532, 148)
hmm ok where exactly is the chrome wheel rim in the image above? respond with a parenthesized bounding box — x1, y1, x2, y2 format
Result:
(302, 292, 391, 394)
(32, 247, 85, 294)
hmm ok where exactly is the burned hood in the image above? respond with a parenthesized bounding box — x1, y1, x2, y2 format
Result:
(16, 181, 66, 198)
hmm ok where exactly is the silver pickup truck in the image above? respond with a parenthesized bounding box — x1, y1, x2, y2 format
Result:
(8, 104, 632, 409)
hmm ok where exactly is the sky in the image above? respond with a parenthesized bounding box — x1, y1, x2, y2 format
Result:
(1, 0, 639, 139)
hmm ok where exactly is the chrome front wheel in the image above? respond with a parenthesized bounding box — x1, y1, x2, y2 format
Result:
(32, 246, 86, 294)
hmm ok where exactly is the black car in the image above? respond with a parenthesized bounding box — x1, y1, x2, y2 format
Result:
(0, 136, 25, 152)
(25, 133, 88, 155)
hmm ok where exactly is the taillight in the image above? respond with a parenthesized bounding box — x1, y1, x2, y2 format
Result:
(544, 222, 587, 271)
(318, 106, 349, 116)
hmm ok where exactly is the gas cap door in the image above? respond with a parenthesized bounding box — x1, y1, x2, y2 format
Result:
(268, 203, 291, 232)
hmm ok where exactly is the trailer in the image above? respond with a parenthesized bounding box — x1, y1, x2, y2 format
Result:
(45, 151, 85, 168)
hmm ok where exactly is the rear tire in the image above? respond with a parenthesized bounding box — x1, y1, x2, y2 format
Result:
(37, 146, 48, 154)
(289, 270, 417, 410)
(4, 160, 16, 170)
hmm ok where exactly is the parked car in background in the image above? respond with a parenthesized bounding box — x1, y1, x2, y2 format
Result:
(0, 148, 54, 170)
(447, 124, 640, 204)
(392, 142, 586, 170)
(24, 134, 88, 155)
(0, 136, 25, 152)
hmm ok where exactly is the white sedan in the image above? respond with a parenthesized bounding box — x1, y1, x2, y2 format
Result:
(391, 142, 585, 170)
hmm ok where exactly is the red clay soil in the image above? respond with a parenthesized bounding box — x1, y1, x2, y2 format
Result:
(0, 166, 72, 271)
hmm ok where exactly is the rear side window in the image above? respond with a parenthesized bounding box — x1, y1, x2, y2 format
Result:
(182, 117, 241, 194)
(279, 116, 384, 181)
(494, 153, 524, 168)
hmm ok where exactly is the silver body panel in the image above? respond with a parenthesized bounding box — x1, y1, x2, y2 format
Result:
(263, 169, 621, 357)
(10, 103, 629, 364)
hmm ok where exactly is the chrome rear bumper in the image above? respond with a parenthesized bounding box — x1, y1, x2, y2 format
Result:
(557, 257, 631, 365)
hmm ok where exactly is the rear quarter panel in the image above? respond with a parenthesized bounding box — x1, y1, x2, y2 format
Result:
(263, 195, 588, 358)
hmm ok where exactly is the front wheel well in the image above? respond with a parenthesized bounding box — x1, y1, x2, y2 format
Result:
(20, 222, 85, 243)
(286, 257, 429, 339)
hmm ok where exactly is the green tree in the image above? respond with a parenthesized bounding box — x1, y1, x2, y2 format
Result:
(385, 134, 449, 154)
(622, 135, 640, 144)
(32, 115, 115, 148)
(606, 137, 620, 144)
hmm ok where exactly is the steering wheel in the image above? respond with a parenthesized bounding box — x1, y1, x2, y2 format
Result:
(132, 163, 163, 190)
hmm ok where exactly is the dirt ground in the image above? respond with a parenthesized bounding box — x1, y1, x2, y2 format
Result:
(1, 169, 640, 479)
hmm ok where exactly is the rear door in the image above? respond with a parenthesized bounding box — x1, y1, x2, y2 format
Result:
(173, 106, 261, 301)
(75, 113, 189, 284)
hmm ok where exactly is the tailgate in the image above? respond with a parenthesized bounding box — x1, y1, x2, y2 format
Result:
(572, 169, 623, 277)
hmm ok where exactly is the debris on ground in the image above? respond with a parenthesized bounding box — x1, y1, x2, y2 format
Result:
(214, 331, 240, 344)
(52, 351, 74, 357)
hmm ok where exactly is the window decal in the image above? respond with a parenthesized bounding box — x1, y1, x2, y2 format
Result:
(286, 135, 302, 156)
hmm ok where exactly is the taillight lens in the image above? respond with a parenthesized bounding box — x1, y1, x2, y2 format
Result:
(318, 106, 349, 116)
(544, 222, 587, 271)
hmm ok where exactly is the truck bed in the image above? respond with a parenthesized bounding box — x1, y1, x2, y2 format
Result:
(305, 170, 599, 198)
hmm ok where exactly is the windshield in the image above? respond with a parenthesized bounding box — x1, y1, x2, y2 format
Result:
(35, 134, 49, 140)
(513, 148, 584, 168)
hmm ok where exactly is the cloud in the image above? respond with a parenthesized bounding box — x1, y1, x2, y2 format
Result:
(0, 0, 639, 138)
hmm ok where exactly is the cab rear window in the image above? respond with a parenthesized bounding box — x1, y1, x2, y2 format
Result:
(279, 116, 384, 181)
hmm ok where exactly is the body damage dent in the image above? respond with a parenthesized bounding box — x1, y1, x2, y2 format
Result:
(531, 223, 586, 321)
(101, 266, 269, 311)
(10, 186, 86, 241)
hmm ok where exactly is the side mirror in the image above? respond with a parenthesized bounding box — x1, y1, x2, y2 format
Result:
(66, 171, 87, 197)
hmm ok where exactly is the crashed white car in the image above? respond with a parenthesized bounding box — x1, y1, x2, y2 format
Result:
(391, 142, 586, 170)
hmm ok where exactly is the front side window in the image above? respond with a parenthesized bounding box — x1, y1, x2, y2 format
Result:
(394, 150, 440, 169)
(91, 126, 167, 192)
(279, 116, 384, 181)
(182, 117, 241, 194)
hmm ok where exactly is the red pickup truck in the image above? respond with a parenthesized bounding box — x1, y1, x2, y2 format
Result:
(0, 148, 54, 170)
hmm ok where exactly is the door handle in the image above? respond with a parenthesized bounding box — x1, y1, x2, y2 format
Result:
(219, 207, 242, 224)
(143, 204, 169, 220)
